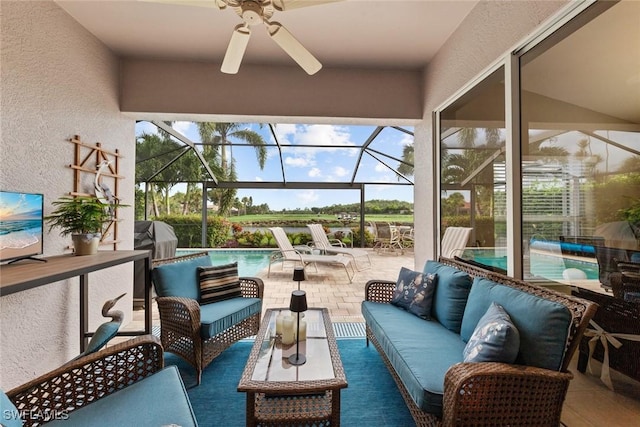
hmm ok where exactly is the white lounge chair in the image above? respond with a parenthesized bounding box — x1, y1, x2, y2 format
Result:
(441, 226, 472, 258)
(268, 227, 355, 283)
(307, 224, 371, 271)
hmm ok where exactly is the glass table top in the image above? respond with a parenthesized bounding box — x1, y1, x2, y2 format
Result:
(250, 308, 336, 382)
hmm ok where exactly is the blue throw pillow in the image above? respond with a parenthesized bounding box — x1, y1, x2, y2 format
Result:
(463, 302, 520, 363)
(424, 260, 473, 333)
(391, 268, 437, 319)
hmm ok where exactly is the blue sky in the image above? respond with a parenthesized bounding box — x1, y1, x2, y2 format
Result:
(136, 121, 414, 211)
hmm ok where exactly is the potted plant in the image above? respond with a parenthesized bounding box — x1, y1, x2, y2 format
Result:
(44, 196, 123, 255)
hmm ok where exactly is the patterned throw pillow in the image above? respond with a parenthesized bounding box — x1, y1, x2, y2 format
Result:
(463, 302, 520, 363)
(198, 262, 242, 305)
(391, 267, 437, 319)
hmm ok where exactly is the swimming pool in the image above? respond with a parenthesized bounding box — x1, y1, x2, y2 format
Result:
(461, 248, 600, 281)
(176, 249, 273, 277)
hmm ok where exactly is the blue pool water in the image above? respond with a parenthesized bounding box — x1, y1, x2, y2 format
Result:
(462, 248, 599, 281)
(176, 249, 273, 277)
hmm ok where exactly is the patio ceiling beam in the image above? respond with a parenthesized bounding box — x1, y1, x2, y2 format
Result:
(151, 120, 218, 185)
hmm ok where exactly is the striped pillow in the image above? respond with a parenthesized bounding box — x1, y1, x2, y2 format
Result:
(198, 262, 242, 305)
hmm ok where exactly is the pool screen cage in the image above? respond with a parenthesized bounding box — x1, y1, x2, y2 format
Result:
(135, 121, 415, 247)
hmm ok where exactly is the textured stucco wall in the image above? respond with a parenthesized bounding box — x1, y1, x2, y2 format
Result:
(412, 0, 568, 270)
(0, 0, 135, 389)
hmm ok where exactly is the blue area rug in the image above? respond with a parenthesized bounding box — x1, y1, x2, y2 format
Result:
(165, 338, 415, 426)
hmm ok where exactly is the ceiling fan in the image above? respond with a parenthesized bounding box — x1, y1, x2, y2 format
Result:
(144, 0, 340, 75)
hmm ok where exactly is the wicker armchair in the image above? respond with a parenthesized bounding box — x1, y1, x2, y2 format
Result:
(364, 256, 597, 427)
(4, 336, 198, 427)
(152, 251, 264, 385)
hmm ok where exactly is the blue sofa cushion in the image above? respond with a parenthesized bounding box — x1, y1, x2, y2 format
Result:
(460, 277, 572, 371)
(152, 255, 212, 299)
(200, 297, 262, 339)
(1, 389, 22, 427)
(391, 268, 437, 319)
(362, 301, 466, 416)
(46, 366, 197, 426)
(198, 262, 242, 305)
(463, 302, 520, 363)
(424, 260, 473, 333)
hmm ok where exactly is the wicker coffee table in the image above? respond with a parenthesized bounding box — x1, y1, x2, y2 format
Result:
(238, 307, 347, 426)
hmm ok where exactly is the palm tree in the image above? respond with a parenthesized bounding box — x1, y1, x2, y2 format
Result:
(397, 144, 414, 178)
(196, 122, 268, 215)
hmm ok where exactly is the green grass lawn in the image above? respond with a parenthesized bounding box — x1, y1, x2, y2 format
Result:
(227, 213, 414, 225)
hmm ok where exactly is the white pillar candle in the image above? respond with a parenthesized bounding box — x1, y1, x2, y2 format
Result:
(296, 319, 307, 341)
(275, 313, 286, 335)
(281, 316, 295, 345)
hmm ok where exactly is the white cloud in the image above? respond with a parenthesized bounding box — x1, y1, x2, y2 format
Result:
(295, 124, 355, 149)
(136, 121, 158, 135)
(399, 133, 414, 147)
(375, 162, 388, 173)
(333, 166, 349, 177)
(308, 167, 322, 177)
(284, 156, 315, 167)
(274, 123, 297, 143)
(297, 190, 319, 205)
(173, 121, 193, 135)
(255, 176, 264, 181)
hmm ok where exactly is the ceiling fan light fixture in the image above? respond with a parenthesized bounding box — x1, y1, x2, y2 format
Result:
(221, 25, 251, 74)
(268, 21, 322, 75)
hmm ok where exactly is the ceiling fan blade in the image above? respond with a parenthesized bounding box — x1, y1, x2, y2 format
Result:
(268, 22, 321, 75)
(221, 25, 251, 74)
(272, 0, 342, 12)
(137, 0, 227, 9)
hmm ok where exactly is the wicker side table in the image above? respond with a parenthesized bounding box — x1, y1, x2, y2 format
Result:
(238, 308, 347, 426)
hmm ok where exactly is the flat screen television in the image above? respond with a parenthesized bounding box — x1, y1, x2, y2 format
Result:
(0, 191, 45, 263)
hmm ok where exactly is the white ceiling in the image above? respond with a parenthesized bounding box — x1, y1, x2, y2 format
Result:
(55, 0, 479, 70)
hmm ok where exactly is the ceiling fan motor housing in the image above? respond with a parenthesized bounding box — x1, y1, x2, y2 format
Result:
(240, 1, 264, 26)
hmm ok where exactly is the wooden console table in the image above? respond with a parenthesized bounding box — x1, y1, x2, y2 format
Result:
(0, 250, 152, 352)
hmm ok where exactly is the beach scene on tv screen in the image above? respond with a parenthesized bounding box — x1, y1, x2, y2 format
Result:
(0, 192, 43, 260)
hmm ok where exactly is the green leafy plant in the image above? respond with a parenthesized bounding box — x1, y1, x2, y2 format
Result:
(45, 196, 122, 236)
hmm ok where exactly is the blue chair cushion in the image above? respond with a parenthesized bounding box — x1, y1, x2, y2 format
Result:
(463, 302, 520, 364)
(46, 366, 197, 426)
(460, 277, 572, 371)
(391, 268, 437, 319)
(152, 255, 212, 299)
(1, 389, 23, 427)
(424, 260, 473, 333)
(362, 301, 465, 416)
(200, 297, 262, 339)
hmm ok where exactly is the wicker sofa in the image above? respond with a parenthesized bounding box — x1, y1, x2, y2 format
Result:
(152, 251, 264, 385)
(2, 336, 197, 427)
(362, 256, 597, 427)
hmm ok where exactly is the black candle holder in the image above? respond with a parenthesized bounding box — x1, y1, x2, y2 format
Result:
(288, 290, 307, 365)
(293, 267, 305, 290)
